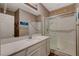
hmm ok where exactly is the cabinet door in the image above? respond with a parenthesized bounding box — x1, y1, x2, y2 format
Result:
(41, 42, 47, 56)
(27, 48, 41, 56)
(46, 39, 50, 55)
(12, 50, 26, 56)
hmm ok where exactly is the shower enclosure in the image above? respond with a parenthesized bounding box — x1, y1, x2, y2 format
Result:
(43, 11, 79, 56)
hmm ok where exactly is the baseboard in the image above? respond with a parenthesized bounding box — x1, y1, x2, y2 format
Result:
(50, 49, 71, 56)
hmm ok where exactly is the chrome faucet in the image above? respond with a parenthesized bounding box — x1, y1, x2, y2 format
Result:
(28, 22, 32, 39)
(28, 33, 32, 39)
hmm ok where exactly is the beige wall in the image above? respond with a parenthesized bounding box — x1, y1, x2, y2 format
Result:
(36, 15, 42, 22)
(76, 3, 79, 8)
(0, 8, 14, 16)
(38, 4, 49, 17)
(19, 9, 37, 22)
(49, 4, 76, 16)
(36, 4, 50, 28)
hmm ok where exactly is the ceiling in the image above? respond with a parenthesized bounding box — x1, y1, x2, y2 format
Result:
(0, 3, 39, 15)
(42, 3, 73, 12)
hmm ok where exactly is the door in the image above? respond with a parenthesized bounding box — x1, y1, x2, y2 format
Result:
(0, 13, 14, 39)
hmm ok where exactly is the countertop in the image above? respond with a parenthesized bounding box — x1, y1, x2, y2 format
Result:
(1, 35, 49, 56)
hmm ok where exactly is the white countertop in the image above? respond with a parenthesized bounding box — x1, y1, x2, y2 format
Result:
(1, 35, 49, 56)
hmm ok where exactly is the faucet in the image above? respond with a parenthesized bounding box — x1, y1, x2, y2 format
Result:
(28, 33, 32, 39)
(28, 23, 32, 39)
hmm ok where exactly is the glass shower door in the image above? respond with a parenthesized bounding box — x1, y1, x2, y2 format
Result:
(45, 12, 76, 56)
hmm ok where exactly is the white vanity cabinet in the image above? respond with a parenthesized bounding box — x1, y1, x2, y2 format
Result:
(11, 39, 50, 56)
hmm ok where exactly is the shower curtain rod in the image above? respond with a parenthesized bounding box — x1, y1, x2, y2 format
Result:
(46, 11, 76, 19)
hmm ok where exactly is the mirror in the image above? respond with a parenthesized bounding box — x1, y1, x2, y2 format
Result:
(0, 3, 42, 45)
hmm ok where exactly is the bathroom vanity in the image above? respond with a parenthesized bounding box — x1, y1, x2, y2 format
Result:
(1, 35, 50, 56)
